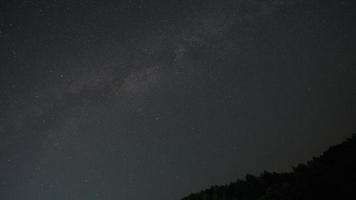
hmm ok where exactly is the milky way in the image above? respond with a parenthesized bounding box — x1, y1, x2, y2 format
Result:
(0, 0, 355, 199)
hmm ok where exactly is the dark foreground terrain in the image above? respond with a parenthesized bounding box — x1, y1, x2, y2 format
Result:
(182, 134, 356, 200)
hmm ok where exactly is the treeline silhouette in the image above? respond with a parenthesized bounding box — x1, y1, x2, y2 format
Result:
(182, 134, 356, 200)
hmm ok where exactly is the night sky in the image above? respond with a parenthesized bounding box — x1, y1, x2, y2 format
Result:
(1, 0, 355, 199)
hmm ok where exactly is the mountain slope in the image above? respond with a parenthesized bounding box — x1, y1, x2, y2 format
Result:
(182, 134, 356, 200)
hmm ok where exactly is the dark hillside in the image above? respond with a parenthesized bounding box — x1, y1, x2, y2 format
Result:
(182, 134, 356, 200)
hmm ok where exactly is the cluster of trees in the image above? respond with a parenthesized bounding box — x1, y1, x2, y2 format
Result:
(182, 134, 356, 200)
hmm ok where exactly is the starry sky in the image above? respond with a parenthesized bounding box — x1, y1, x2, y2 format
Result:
(0, 0, 355, 199)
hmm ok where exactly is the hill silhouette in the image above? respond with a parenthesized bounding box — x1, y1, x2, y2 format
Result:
(182, 134, 356, 200)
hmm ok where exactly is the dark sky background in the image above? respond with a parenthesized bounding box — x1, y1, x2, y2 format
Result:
(0, 0, 355, 199)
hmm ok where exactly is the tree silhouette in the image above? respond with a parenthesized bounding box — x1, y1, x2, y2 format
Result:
(182, 134, 356, 200)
